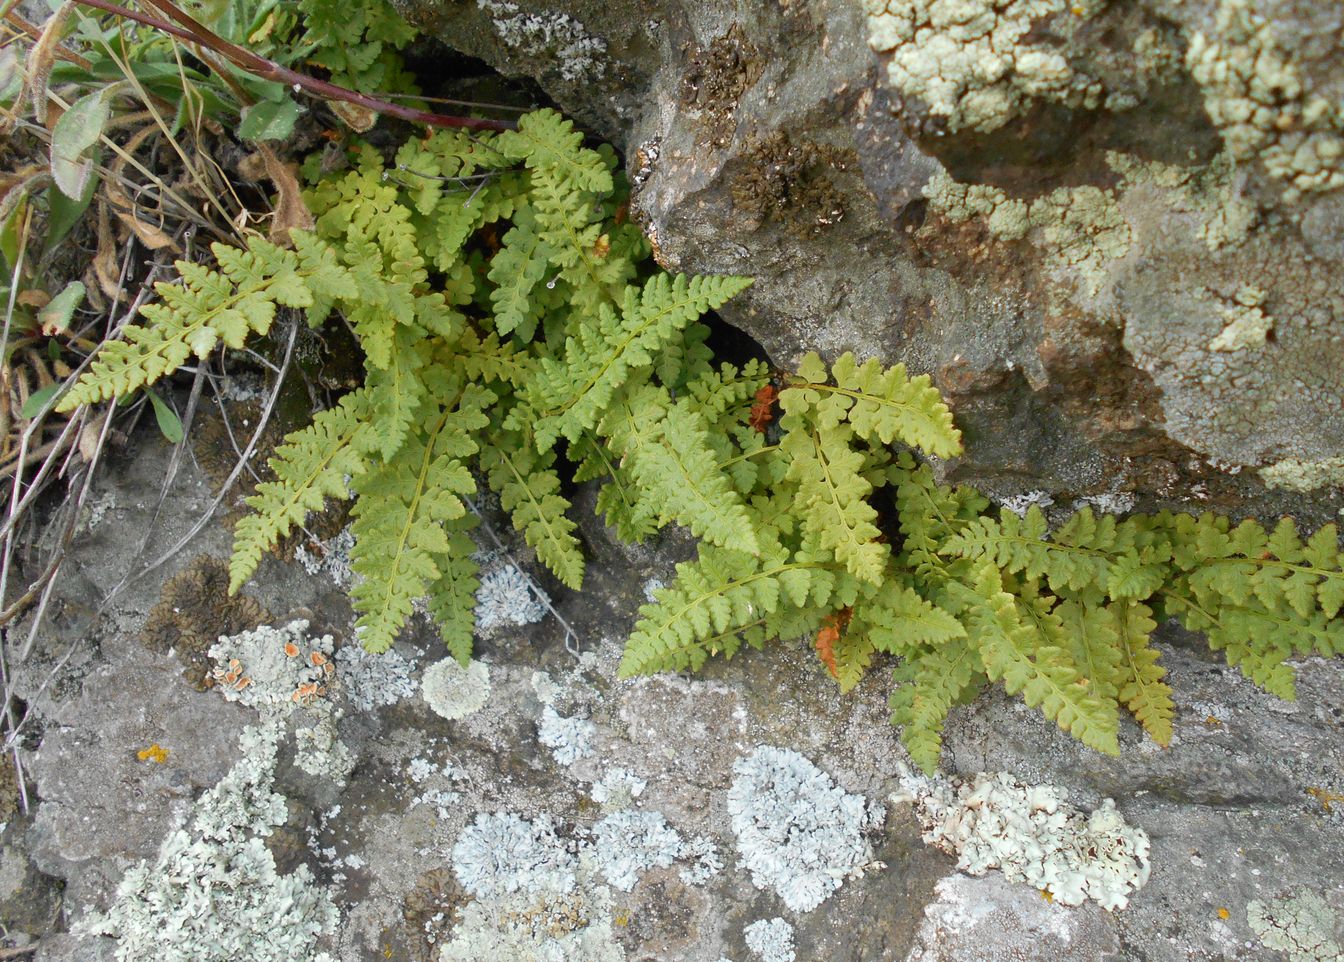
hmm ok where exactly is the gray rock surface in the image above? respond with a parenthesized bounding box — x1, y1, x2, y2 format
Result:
(401, 0, 1344, 519)
(0, 420, 1339, 962)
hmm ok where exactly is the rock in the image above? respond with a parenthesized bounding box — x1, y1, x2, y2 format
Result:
(402, 0, 1344, 519)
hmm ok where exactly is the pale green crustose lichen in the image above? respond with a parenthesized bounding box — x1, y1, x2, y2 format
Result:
(1259, 457, 1344, 495)
(1187, 0, 1344, 202)
(1208, 284, 1274, 353)
(1246, 889, 1343, 962)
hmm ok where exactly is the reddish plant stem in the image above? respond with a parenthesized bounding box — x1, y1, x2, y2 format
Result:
(72, 0, 517, 131)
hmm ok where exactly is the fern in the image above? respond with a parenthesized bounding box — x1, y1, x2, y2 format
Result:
(61, 102, 1344, 778)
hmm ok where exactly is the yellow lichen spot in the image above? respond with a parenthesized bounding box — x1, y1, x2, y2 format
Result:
(137, 744, 169, 764)
(382, 945, 392, 959)
(1203, 715, 1223, 728)
(614, 911, 631, 927)
(1040, 888, 1054, 904)
(1306, 786, 1344, 813)
(1217, 907, 1230, 920)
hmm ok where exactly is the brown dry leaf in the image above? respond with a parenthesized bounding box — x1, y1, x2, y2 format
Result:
(16, 289, 50, 308)
(77, 409, 109, 460)
(251, 144, 314, 247)
(92, 202, 124, 301)
(26, 2, 74, 127)
(329, 99, 378, 133)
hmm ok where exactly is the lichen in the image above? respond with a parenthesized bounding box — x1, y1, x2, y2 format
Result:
(744, 917, 796, 962)
(294, 525, 356, 590)
(590, 768, 647, 811)
(1246, 890, 1343, 962)
(591, 809, 684, 891)
(76, 721, 338, 962)
(335, 644, 416, 712)
(452, 812, 577, 900)
(208, 621, 353, 783)
(1208, 285, 1275, 353)
(421, 657, 492, 721)
(863, 0, 1105, 134)
(141, 555, 271, 690)
(727, 746, 883, 913)
(922, 170, 1130, 295)
(1259, 457, 1344, 494)
(538, 705, 596, 766)
(476, 0, 606, 82)
(474, 560, 549, 637)
(678, 835, 724, 886)
(894, 768, 1151, 910)
(1187, 0, 1344, 203)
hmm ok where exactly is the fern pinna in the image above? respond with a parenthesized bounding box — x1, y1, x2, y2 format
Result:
(58, 109, 1344, 774)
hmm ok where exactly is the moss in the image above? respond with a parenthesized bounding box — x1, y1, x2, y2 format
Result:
(141, 555, 272, 690)
(681, 24, 764, 147)
(729, 132, 854, 238)
(402, 867, 468, 960)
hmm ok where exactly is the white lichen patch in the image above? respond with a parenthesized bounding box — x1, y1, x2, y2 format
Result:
(1247, 889, 1343, 962)
(1259, 457, 1344, 494)
(208, 620, 335, 715)
(591, 809, 684, 891)
(75, 722, 338, 962)
(863, 0, 1107, 134)
(422, 658, 492, 721)
(1000, 489, 1055, 517)
(476, 0, 606, 82)
(336, 644, 416, 712)
(1187, 0, 1344, 202)
(295, 525, 356, 590)
(744, 917, 796, 962)
(474, 561, 549, 637)
(208, 622, 352, 782)
(678, 835, 724, 886)
(727, 746, 883, 913)
(452, 812, 577, 900)
(538, 705, 596, 766)
(590, 768, 647, 811)
(894, 769, 1151, 910)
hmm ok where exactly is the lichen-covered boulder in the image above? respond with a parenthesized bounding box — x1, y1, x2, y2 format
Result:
(402, 0, 1344, 517)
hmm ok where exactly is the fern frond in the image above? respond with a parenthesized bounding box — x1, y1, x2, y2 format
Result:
(488, 205, 554, 339)
(617, 541, 839, 675)
(523, 272, 753, 449)
(969, 566, 1120, 755)
(480, 431, 585, 590)
(425, 516, 482, 665)
(782, 352, 962, 458)
(349, 393, 490, 652)
(780, 417, 887, 583)
(59, 238, 314, 410)
(867, 585, 967, 654)
(229, 390, 372, 592)
(605, 386, 760, 554)
(890, 638, 984, 774)
(1110, 601, 1172, 746)
(361, 331, 431, 461)
(496, 108, 613, 194)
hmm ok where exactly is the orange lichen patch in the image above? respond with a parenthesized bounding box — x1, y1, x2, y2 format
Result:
(1306, 786, 1344, 812)
(1040, 888, 1054, 903)
(284, 641, 300, 658)
(749, 384, 778, 433)
(1217, 907, 1230, 920)
(292, 681, 321, 705)
(137, 744, 169, 764)
(1203, 714, 1223, 728)
(309, 651, 328, 668)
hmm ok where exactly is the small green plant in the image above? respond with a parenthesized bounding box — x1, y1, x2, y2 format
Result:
(56, 107, 1344, 774)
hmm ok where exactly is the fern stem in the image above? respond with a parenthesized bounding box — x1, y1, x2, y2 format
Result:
(718, 443, 780, 470)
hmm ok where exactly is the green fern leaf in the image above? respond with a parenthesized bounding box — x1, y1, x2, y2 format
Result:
(890, 638, 984, 774)
(868, 585, 967, 654)
(480, 431, 585, 590)
(59, 238, 310, 410)
(425, 517, 482, 665)
(230, 390, 372, 592)
(1110, 601, 1172, 746)
(970, 566, 1120, 755)
(350, 395, 489, 652)
(488, 206, 554, 339)
(523, 272, 752, 449)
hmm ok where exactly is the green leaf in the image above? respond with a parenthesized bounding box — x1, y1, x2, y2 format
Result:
(20, 383, 61, 420)
(36, 280, 85, 336)
(44, 171, 97, 254)
(238, 97, 303, 142)
(51, 89, 111, 200)
(146, 390, 184, 444)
